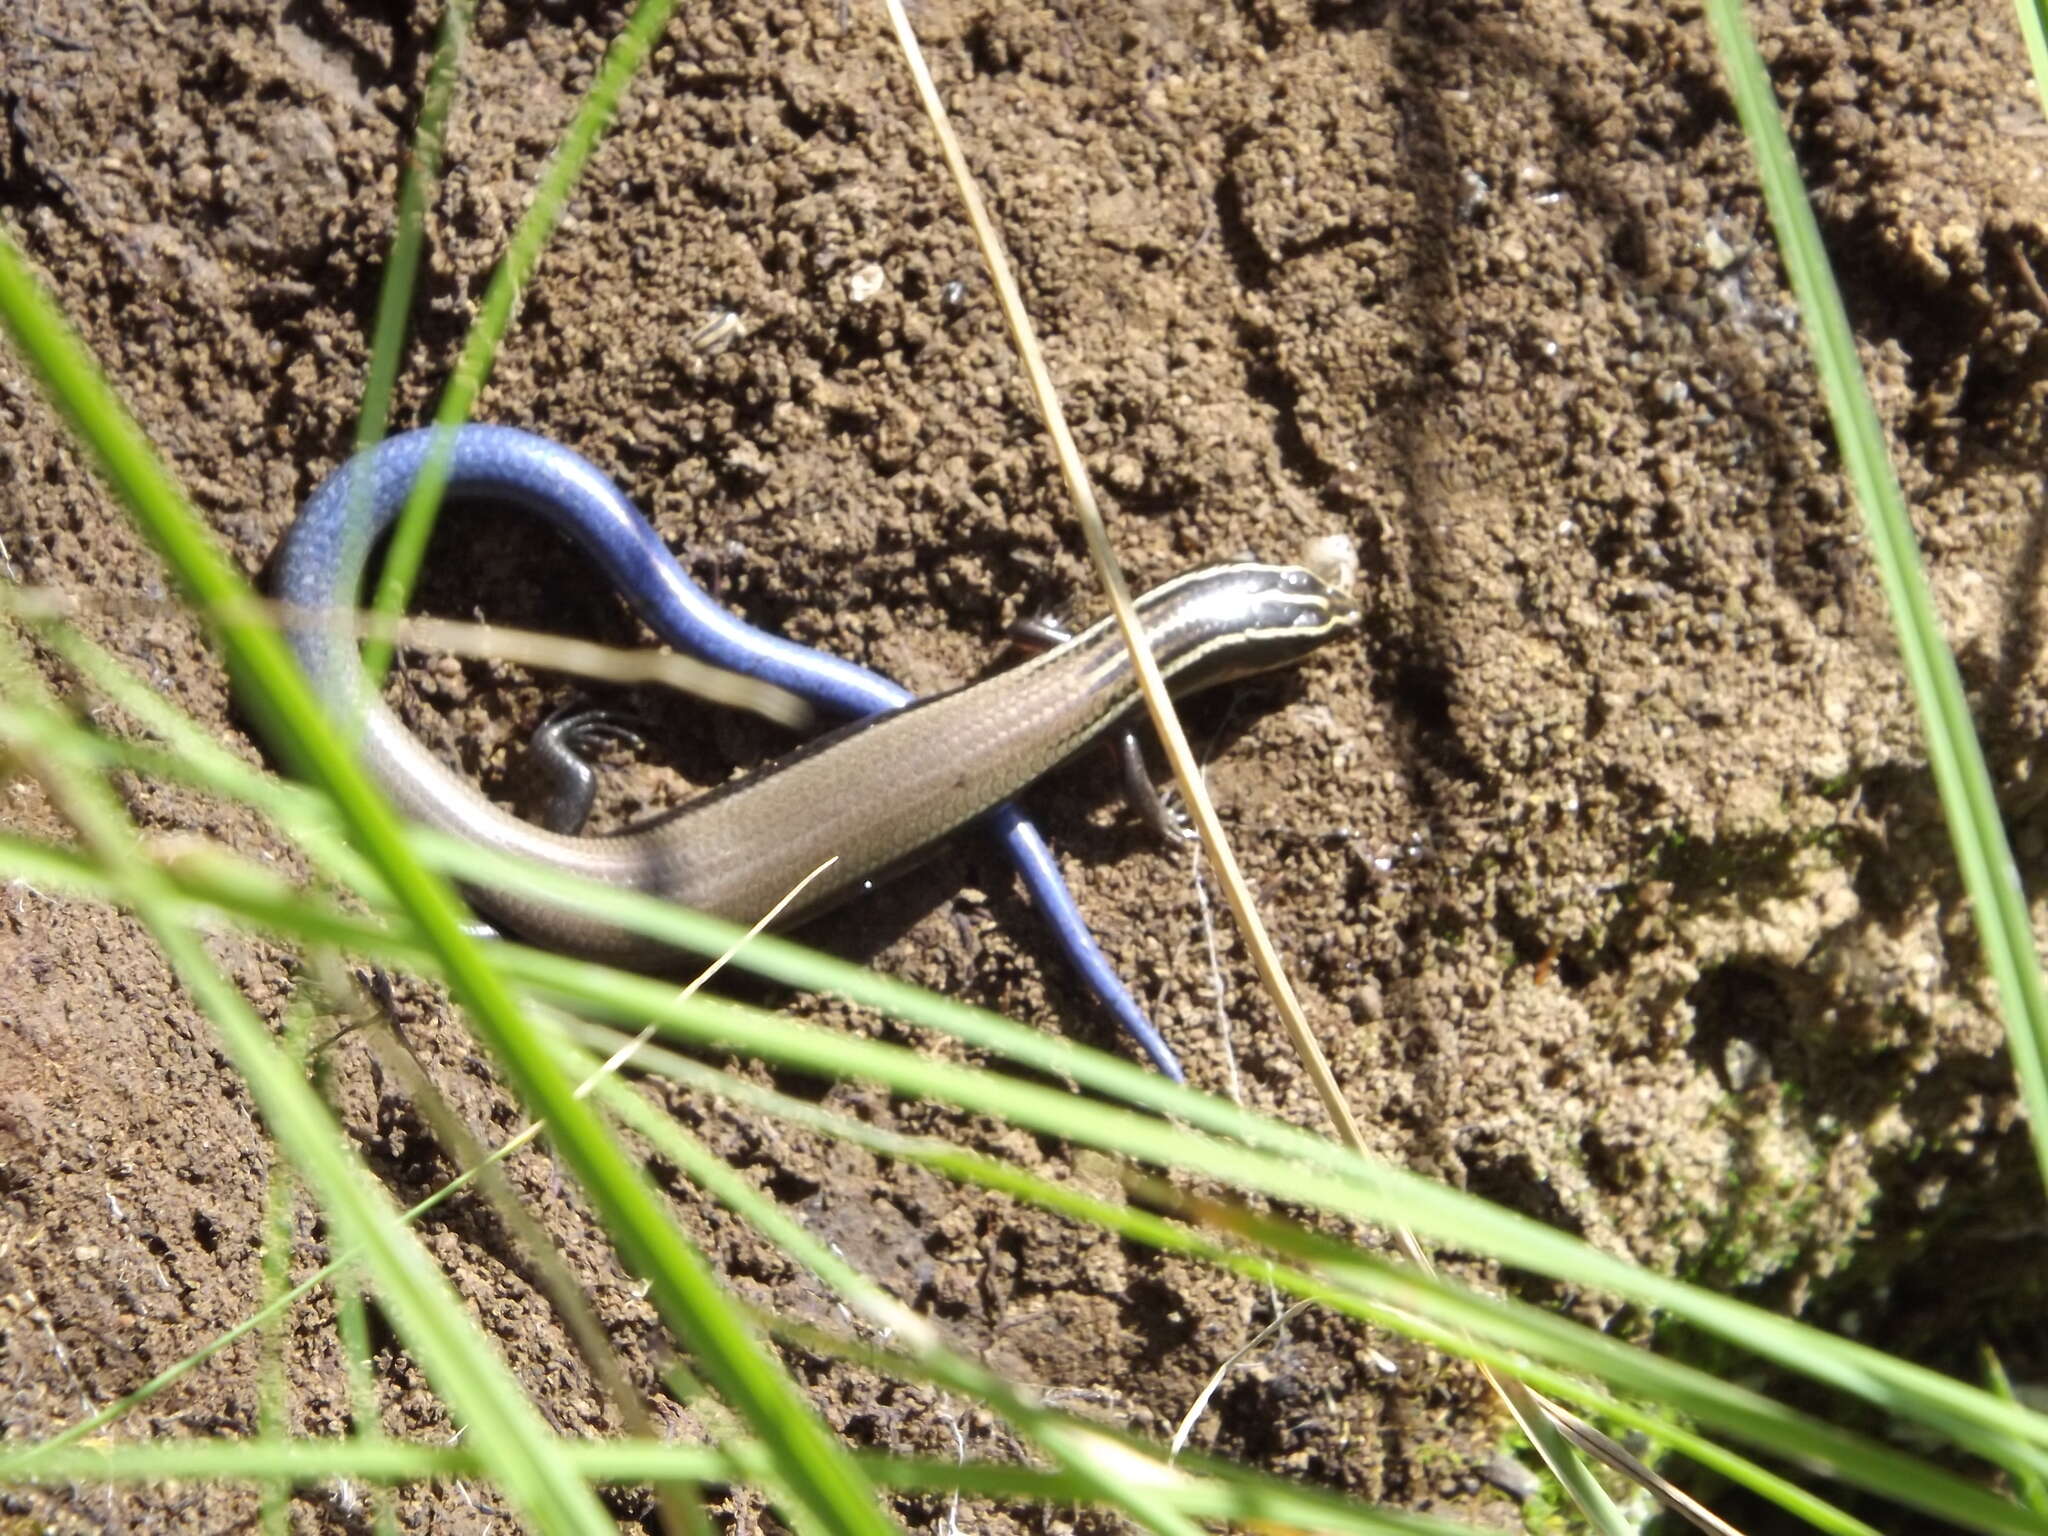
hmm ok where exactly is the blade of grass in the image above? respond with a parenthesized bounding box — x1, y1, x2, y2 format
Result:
(349, 0, 471, 467)
(1989, 1348, 2048, 1519)
(340, 989, 706, 1536)
(256, 1002, 311, 1536)
(588, 1031, 2007, 1536)
(1514, 1400, 1634, 1535)
(2, 1437, 1480, 1536)
(2016, 0, 2048, 126)
(1705, 0, 2048, 1190)
(0, 232, 896, 1535)
(359, 0, 679, 680)
(24, 809, 2048, 1489)
(333, 1267, 402, 1536)
(0, 671, 617, 1531)
(570, 1045, 1211, 1536)
(596, 1038, 1886, 1536)
(243, 831, 2043, 1484)
(2, 825, 2036, 1533)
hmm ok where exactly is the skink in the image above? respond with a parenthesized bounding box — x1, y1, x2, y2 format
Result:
(274, 426, 1360, 1078)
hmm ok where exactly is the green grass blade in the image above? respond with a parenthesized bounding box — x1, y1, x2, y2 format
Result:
(351, 0, 471, 464)
(1705, 0, 2048, 1191)
(334, 0, 472, 694)
(2016, 0, 2048, 125)
(0, 234, 895, 1535)
(334, 1267, 402, 1536)
(525, 974, 2048, 1477)
(257, 1001, 316, 1536)
(5, 822, 2039, 1531)
(1520, 1409, 1633, 1535)
(360, 0, 679, 679)
(592, 1033, 2013, 1536)
(322, 805, 2048, 1497)
(572, 1051, 1212, 1536)
(720, 1135, 1880, 1536)
(3, 1436, 1479, 1535)
(1988, 1348, 2048, 1519)
(0, 688, 615, 1529)
(257, 1160, 294, 1534)
(23, 805, 2048, 1490)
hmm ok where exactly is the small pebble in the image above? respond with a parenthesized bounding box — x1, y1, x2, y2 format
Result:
(846, 263, 887, 304)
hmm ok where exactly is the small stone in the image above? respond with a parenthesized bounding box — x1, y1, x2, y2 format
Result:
(846, 263, 887, 304)
(1723, 1037, 1769, 1091)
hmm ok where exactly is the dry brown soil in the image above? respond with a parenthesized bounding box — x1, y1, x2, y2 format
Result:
(6, 0, 2048, 1530)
